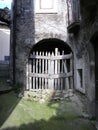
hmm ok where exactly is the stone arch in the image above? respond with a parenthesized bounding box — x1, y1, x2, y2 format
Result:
(34, 33, 73, 51)
(30, 38, 73, 54)
(27, 38, 74, 92)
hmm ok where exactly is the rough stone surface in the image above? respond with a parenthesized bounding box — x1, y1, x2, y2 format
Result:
(11, 0, 98, 118)
(23, 89, 74, 103)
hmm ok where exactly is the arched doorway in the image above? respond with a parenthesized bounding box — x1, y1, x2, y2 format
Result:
(28, 39, 73, 91)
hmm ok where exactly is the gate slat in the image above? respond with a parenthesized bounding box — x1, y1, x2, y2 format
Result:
(55, 48, 58, 90)
(51, 52, 54, 89)
(48, 52, 51, 89)
(33, 52, 35, 89)
(39, 51, 42, 89)
(57, 50, 60, 90)
(70, 57, 73, 89)
(63, 60, 70, 90)
(26, 62, 29, 90)
(42, 52, 45, 89)
(35, 51, 38, 89)
(29, 60, 32, 90)
(61, 50, 64, 90)
(45, 51, 48, 89)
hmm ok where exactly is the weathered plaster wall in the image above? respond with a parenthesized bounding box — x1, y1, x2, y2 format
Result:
(12, 0, 73, 87)
(11, 0, 98, 117)
(70, 0, 98, 116)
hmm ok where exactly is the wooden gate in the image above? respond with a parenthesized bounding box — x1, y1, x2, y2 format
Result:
(28, 48, 73, 91)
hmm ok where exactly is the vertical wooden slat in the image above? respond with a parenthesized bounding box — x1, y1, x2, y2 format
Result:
(54, 48, 58, 90)
(63, 60, 70, 90)
(35, 51, 38, 89)
(42, 51, 45, 89)
(61, 50, 64, 90)
(26, 62, 29, 90)
(39, 51, 41, 89)
(50, 52, 54, 89)
(41, 52, 42, 89)
(57, 50, 60, 90)
(45, 51, 48, 89)
(48, 52, 51, 89)
(29, 60, 32, 90)
(70, 55, 73, 89)
(32, 52, 35, 89)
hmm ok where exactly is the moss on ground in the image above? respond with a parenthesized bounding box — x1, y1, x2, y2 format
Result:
(0, 92, 96, 130)
(0, 78, 12, 91)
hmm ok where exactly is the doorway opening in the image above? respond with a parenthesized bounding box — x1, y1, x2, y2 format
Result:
(28, 39, 73, 91)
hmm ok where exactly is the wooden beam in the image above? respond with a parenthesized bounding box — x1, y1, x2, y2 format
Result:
(30, 53, 72, 60)
(29, 71, 72, 79)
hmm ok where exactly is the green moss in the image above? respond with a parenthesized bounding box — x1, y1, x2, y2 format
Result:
(0, 92, 96, 130)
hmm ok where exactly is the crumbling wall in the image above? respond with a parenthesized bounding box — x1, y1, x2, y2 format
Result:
(12, 0, 73, 87)
(11, 0, 97, 117)
(70, 0, 98, 116)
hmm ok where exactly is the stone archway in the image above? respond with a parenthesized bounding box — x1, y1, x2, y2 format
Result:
(27, 38, 73, 93)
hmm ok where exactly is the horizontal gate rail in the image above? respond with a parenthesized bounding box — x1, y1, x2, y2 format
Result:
(29, 71, 72, 79)
(29, 53, 72, 60)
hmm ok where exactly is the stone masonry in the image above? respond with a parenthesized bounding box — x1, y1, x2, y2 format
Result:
(11, 0, 98, 118)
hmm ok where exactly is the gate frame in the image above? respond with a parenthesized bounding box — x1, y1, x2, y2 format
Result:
(27, 48, 73, 91)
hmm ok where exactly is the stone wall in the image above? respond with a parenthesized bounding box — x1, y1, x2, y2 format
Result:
(11, 0, 97, 118)
(11, 0, 73, 86)
(24, 89, 73, 103)
(69, 0, 98, 116)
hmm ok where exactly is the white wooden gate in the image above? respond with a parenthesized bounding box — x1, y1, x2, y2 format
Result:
(28, 48, 73, 90)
